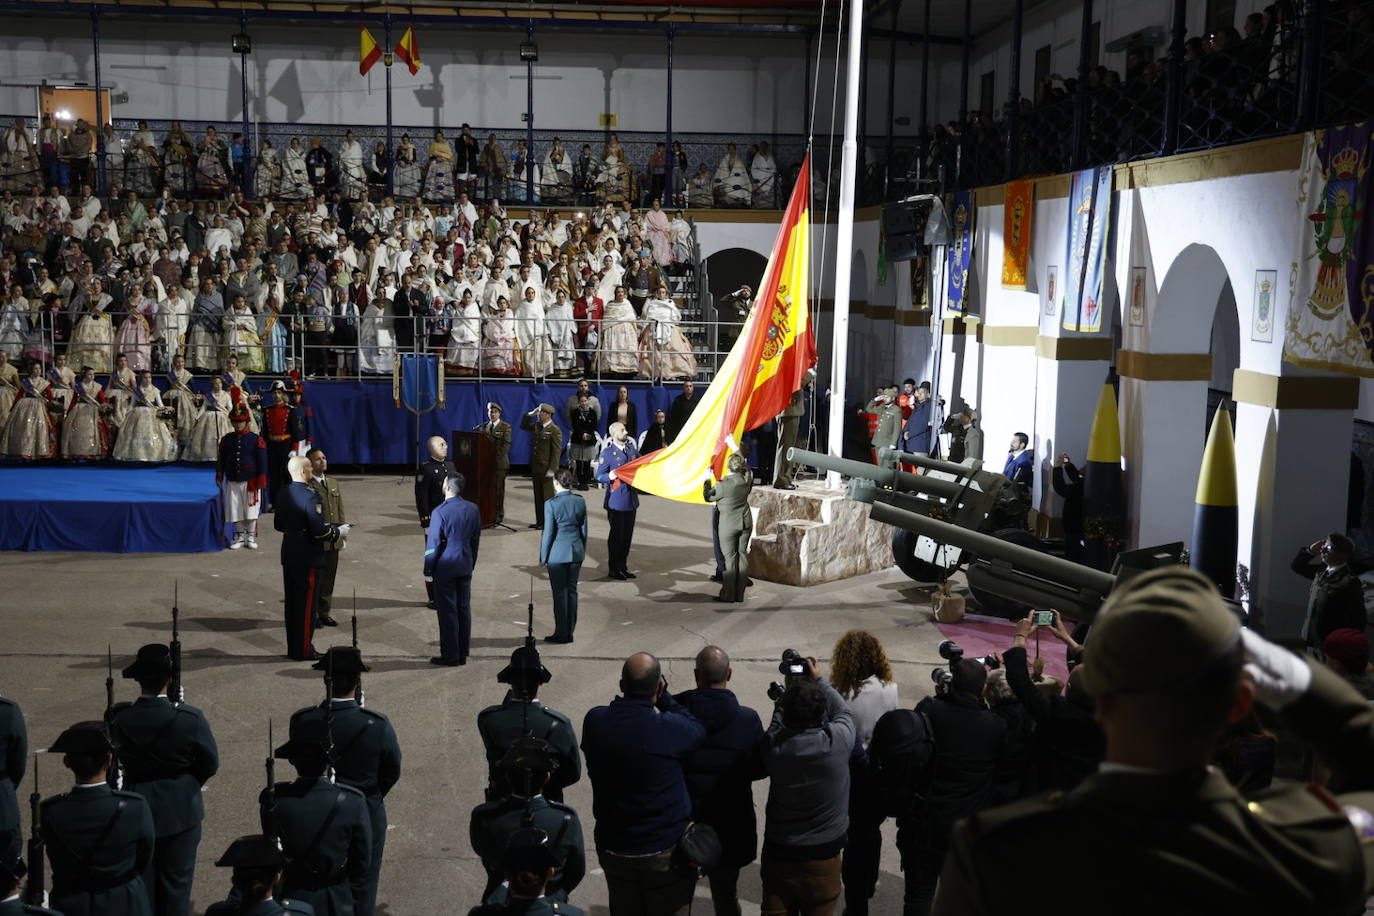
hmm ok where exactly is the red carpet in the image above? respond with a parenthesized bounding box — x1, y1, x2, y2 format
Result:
(931, 613, 1072, 682)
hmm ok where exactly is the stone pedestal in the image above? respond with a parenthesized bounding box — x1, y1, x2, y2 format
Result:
(747, 481, 895, 586)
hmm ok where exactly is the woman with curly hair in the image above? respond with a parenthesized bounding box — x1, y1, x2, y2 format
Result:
(830, 628, 898, 916)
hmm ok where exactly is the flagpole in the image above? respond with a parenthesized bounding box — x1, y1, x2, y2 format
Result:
(385, 14, 395, 198)
(826, 0, 863, 487)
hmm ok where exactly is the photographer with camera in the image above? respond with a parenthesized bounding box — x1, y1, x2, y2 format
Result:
(758, 649, 856, 916)
(896, 642, 1008, 916)
(1004, 611, 1103, 792)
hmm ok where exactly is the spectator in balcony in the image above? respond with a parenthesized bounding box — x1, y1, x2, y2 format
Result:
(445, 288, 481, 376)
(546, 288, 577, 377)
(337, 130, 366, 200)
(482, 294, 520, 376)
(750, 141, 778, 208)
(481, 133, 509, 199)
(597, 286, 640, 378)
(713, 144, 750, 207)
(646, 141, 667, 206)
(366, 140, 389, 194)
(645, 198, 672, 267)
(639, 285, 696, 382)
(358, 295, 395, 376)
(514, 285, 551, 379)
(542, 138, 574, 205)
(425, 130, 456, 202)
(306, 136, 335, 196)
(282, 137, 310, 199)
(454, 124, 481, 195)
(394, 134, 421, 199)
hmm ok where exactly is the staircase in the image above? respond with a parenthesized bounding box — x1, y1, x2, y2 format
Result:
(667, 217, 711, 380)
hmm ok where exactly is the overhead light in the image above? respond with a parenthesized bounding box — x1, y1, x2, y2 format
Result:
(55, 109, 71, 121)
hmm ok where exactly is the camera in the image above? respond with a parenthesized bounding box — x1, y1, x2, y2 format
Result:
(767, 648, 809, 701)
(937, 639, 1001, 672)
(1031, 610, 1055, 627)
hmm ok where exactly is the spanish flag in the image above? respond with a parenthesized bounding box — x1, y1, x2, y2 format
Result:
(616, 154, 814, 503)
(359, 26, 382, 76)
(395, 25, 420, 76)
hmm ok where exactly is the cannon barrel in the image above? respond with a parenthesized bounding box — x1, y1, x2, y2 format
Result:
(787, 448, 965, 501)
(883, 450, 982, 476)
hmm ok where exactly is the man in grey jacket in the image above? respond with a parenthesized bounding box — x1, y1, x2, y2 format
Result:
(758, 655, 856, 915)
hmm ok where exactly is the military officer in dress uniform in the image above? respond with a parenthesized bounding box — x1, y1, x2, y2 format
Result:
(481, 403, 513, 525)
(106, 645, 219, 916)
(865, 386, 902, 460)
(289, 648, 401, 916)
(704, 453, 753, 603)
(306, 448, 345, 628)
(424, 473, 482, 667)
(415, 435, 458, 609)
(469, 739, 585, 903)
(259, 720, 371, 916)
(42, 721, 156, 916)
(934, 566, 1374, 916)
(520, 404, 563, 529)
(203, 834, 315, 916)
(466, 828, 585, 916)
(0, 692, 25, 865)
(275, 456, 348, 662)
(773, 370, 813, 490)
(262, 381, 303, 510)
(217, 406, 268, 550)
(477, 646, 582, 804)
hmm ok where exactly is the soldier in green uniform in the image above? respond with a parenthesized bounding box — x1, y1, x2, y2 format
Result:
(0, 853, 61, 916)
(481, 403, 513, 525)
(42, 721, 156, 916)
(259, 720, 371, 916)
(772, 370, 812, 490)
(704, 453, 753, 603)
(306, 448, 346, 628)
(203, 834, 315, 916)
(0, 691, 25, 865)
(467, 828, 586, 916)
(477, 645, 582, 803)
(520, 404, 563, 529)
(106, 644, 220, 916)
(865, 386, 902, 459)
(288, 648, 400, 916)
(1292, 533, 1366, 657)
(469, 738, 585, 902)
(934, 566, 1374, 916)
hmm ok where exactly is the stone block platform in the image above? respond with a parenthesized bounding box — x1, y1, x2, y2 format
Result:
(747, 480, 895, 586)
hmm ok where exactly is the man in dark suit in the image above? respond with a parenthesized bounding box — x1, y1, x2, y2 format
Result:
(106, 645, 220, 916)
(481, 403, 513, 525)
(42, 721, 156, 916)
(274, 456, 348, 661)
(705, 454, 753, 603)
(0, 691, 24, 866)
(540, 469, 588, 644)
(521, 404, 563, 530)
(424, 473, 482, 666)
(307, 447, 346, 628)
(415, 435, 457, 608)
(392, 273, 422, 352)
(478, 646, 582, 804)
(667, 380, 699, 443)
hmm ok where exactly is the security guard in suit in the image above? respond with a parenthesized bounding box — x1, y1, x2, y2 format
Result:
(466, 828, 586, 916)
(106, 645, 219, 916)
(0, 853, 61, 916)
(41, 721, 156, 916)
(203, 835, 315, 916)
(0, 693, 25, 865)
(520, 404, 563, 529)
(470, 739, 585, 903)
(424, 473, 483, 666)
(773, 369, 813, 489)
(481, 403, 513, 525)
(306, 448, 346, 628)
(477, 646, 582, 804)
(259, 720, 371, 916)
(934, 567, 1374, 916)
(704, 453, 753, 603)
(289, 648, 401, 916)
(275, 456, 348, 662)
(414, 436, 458, 608)
(865, 387, 902, 458)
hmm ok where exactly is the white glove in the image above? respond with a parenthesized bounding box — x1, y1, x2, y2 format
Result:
(546, 470, 555, 478)
(1241, 628, 1312, 710)
(424, 575, 434, 584)
(336, 523, 352, 538)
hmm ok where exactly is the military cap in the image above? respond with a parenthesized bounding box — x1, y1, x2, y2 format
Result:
(1079, 566, 1240, 697)
(269, 380, 287, 391)
(500, 827, 559, 873)
(49, 720, 112, 755)
(499, 736, 558, 773)
(486, 401, 502, 412)
(0, 852, 26, 884)
(1323, 627, 1370, 671)
(537, 403, 555, 415)
(229, 405, 251, 422)
(312, 646, 369, 675)
(121, 643, 173, 680)
(498, 644, 551, 685)
(274, 718, 329, 760)
(214, 834, 284, 869)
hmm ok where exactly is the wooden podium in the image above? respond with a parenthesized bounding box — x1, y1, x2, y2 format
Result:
(451, 430, 497, 526)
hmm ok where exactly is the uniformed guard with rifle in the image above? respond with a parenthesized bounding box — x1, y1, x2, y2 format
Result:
(105, 643, 219, 916)
(202, 834, 314, 916)
(466, 828, 586, 916)
(287, 647, 399, 916)
(0, 686, 26, 865)
(1, 847, 61, 916)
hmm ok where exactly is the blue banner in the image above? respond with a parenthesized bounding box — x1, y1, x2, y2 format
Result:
(399, 354, 440, 414)
(1062, 166, 1114, 332)
(946, 190, 975, 314)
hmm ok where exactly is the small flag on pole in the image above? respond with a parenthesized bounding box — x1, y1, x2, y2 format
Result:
(359, 26, 382, 76)
(395, 25, 420, 75)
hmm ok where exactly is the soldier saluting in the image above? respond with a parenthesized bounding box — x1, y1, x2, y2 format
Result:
(477, 646, 581, 804)
(106, 644, 219, 916)
(288, 648, 400, 916)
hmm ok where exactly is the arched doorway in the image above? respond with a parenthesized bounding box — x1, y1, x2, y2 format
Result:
(703, 247, 768, 362)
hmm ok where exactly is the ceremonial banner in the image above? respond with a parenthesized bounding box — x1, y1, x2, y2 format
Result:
(1001, 179, 1034, 289)
(946, 191, 974, 314)
(1284, 125, 1374, 375)
(359, 27, 382, 76)
(395, 25, 421, 75)
(394, 353, 444, 413)
(1063, 166, 1113, 332)
(617, 155, 814, 503)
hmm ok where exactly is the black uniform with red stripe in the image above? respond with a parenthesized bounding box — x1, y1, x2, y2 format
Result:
(274, 480, 341, 660)
(262, 401, 303, 508)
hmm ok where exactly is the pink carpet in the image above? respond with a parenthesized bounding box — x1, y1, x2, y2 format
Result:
(931, 613, 1072, 682)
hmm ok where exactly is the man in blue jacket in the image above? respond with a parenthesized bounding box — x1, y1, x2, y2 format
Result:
(1002, 432, 1033, 496)
(582, 652, 705, 915)
(424, 472, 482, 666)
(595, 422, 639, 580)
(539, 469, 587, 644)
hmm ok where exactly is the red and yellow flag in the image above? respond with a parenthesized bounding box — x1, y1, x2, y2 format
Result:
(395, 25, 420, 76)
(1001, 178, 1033, 289)
(359, 26, 382, 76)
(616, 154, 813, 503)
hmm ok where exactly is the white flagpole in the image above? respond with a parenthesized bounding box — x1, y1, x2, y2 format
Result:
(826, 0, 863, 487)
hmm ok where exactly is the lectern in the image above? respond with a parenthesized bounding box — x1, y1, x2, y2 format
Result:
(451, 430, 496, 526)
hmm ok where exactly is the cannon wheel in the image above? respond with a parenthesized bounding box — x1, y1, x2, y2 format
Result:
(890, 528, 964, 583)
(967, 527, 1049, 620)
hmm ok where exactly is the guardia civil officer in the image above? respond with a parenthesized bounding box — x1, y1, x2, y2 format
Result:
(0, 691, 25, 865)
(0, 852, 60, 916)
(42, 721, 156, 916)
(289, 648, 400, 916)
(106, 645, 219, 916)
(466, 828, 586, 916)
(275, 456, 349, 661)
(469, 738, 585, 903)
(259, 720, 371, 916)
(477, 646, 582, 804)
(415, 435, 457, 609)
(203, 834, 314, 916)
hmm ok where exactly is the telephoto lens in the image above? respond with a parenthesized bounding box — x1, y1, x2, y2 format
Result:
(938, 639, 965, 662)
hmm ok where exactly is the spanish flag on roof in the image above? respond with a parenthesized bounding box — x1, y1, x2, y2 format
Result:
(359, 26, 382, 76)
(616, 153, 814, 503)
(395, 25, 420, 76)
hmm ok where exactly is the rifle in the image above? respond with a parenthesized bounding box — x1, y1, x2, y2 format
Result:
(169, 580, 183, 704)
(23, 753, 43, 906)
(522, 576, 534, 738)
(105, 646, 122, 789)
(324, 650, 336, 783)
(352, 591, 363, 708)
(264, 720, 278, 847)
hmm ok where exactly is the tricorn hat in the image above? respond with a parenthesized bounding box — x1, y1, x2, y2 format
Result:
(273, 719, 329, 761)
(499, 826, 559, 873)
(497, 644, 551, 685)
(214, 834, 284, 869)
(312, 646, 370, 676)
(121, 643, 173, 680)
(49, 720, 112, 755)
